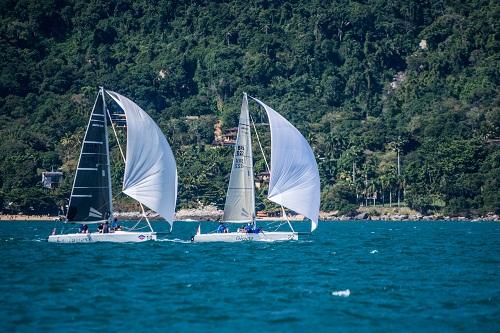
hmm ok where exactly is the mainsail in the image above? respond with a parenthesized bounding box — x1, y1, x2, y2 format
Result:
(106, 90, 178, 225)
(67, 89, 112, 223)
(223, 93, 255, 223)
(251, 97, 320, 232)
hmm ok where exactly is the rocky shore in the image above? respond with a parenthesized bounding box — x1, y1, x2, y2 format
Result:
(114, 205, 225, 221)
(319, 211, 500, 222)
(0, 214, 55, 221)
(319, 206, 500, 222)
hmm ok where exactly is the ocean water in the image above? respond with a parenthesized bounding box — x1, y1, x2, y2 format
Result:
(0, 220, 498, 333)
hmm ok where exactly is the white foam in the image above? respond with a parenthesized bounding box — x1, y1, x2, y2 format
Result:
(156, 238, 191, 243)
(370, 250, 378, 254)
(332, 289, 350, 297)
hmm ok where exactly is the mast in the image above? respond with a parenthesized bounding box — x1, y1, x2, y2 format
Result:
(248, 94, 256, 224)
(101, 86, 113, 220)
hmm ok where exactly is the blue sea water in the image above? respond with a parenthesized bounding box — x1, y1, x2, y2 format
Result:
(0, 220, 498, 333)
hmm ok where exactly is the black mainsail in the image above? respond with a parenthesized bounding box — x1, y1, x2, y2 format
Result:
(67, 89, 112, 223)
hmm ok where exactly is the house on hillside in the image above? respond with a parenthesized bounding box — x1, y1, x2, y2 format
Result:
(255, 171, 270, 189)
(42, 171, 63, 189)
(213, 121, 238, 147)
(222, 127, 238, 146)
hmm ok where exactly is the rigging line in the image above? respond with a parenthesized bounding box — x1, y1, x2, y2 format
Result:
(106, 108, 126, 163)
(273, 221, 287, 232)
(106, 106, 129, 200)
(127, 217, 144, 231)
(250, 114, 270, 173)
(111, 191, 126, 202)
(139, 202, 154, 232)
(282, 206, 295, 232)
(123, 224, 149, 231)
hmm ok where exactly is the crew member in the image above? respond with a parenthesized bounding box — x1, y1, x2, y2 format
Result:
(217, 222, 228, 233)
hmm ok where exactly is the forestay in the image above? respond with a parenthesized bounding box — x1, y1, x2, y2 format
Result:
(106, 90, 177, 226)
(223, 93, 255, 223)
(251, 97, 320, 231)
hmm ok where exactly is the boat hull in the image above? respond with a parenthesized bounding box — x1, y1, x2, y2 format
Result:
(48, 231, 157, 243)
(192, 231, 298, 243)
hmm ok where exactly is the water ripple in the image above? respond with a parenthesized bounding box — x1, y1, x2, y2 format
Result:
(0, 221, 498, 332)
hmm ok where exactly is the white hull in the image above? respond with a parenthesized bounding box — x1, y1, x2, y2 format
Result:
(192, 231, 298, 243)
(48, 231, 157, 243)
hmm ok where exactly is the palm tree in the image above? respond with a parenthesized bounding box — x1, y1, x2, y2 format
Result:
(388, 136, 406, 206)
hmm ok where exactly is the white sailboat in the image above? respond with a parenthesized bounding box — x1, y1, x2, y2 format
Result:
(48, 87, 177, 243)
(192, 93, 320, 242)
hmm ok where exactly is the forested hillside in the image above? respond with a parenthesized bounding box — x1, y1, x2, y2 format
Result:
(0, 0, 498, 216)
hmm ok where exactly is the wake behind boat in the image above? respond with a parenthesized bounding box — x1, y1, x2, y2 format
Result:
(48, 88, 177, 243)
(192, 93, 320, 242)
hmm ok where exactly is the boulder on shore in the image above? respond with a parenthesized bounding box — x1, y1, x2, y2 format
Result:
(354, 212, 368, 220)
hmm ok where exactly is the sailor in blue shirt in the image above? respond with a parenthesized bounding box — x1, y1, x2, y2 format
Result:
(217, 222, 228, 233)
(244, 223, 253, 233)
(111, 218, 118, 230)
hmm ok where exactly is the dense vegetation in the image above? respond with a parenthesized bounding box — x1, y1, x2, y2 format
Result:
(0, 0, 498, 216)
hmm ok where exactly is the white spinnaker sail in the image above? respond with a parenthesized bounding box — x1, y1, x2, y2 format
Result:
(106, 90, 178, 226)
(251, 97, 320, 232)
(223, 93, 255, 223)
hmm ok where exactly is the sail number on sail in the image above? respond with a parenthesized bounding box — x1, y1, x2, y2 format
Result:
(235, 145, 245, 168)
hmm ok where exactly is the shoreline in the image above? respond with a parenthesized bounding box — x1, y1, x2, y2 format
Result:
(0, 210, 498, 222)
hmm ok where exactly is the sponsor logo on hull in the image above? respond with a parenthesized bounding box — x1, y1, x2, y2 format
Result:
(52, 235, 92, 243)
(235, 236, 254, 241)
